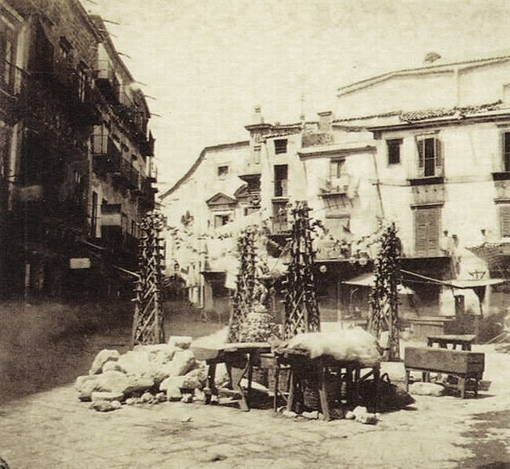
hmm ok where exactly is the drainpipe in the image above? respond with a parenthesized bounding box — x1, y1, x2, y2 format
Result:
(371, 150, 385, 219)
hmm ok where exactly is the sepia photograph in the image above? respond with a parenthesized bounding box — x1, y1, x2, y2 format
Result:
(1, 0, 510, 467)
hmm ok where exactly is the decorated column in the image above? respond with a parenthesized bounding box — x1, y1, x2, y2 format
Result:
(283, 201, 321, 339)
(132, 211, 167, 346)
(228, 226, 257, 342)
(369, 222, 402, 361)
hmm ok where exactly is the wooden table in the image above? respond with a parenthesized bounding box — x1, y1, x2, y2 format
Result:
(404, 346, 484, 398)
(273, 349, 380, 421)
(191, 342, 271, 411)
(427, 334, 476, 351)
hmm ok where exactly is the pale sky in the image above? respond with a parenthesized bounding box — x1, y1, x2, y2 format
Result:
(86, 0, 510, 190)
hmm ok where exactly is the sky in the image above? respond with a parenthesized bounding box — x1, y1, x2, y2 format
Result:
(85, 0, 510, 191)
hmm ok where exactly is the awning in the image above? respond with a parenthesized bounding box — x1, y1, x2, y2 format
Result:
(343, 273, 415, 295)
(445, 278, 505, 289)
(401, 269, 506, 290)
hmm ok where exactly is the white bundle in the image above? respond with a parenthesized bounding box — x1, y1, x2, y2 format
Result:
(190, 327, 229, 349)
(285, 327, 381, 366)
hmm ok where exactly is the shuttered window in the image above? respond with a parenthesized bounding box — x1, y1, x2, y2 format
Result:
(500, 205, 510, 237)
(416, 136, 442, 177)
(414, 207, 441, 257)
(503, 132, 510, 171)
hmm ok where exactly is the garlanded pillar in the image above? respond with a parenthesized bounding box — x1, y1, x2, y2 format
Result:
(369, 222, 402, 361)
(132, 211, 167, 346)
(283, 201, 320, 339)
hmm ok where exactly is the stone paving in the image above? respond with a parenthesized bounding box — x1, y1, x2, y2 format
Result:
(1, 345, 510, 469)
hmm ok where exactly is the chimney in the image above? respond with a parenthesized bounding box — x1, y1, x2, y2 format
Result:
(318, 111, 334, 132)
(252, 105, 264, 124)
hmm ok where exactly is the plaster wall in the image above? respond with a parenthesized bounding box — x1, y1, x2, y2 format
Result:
(337, 60, 510, 119)
(337, 72, 456, 117)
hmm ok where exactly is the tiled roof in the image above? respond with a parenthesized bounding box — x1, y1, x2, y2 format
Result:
(400, 101, 505, 122)
(333, 111, 401, 123)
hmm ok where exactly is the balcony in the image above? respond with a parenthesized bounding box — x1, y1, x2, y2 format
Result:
(101, 225, 139, 257)
(272, 200, 290, 234)
(319, 175, 349, 195)
(101, 203, 122, 226)
(95, 60, 120, 103)
(113, 157, 140, 190)
(138, 179, 157, 211)
(92, 137, 122, 175)
(411, 184, 445, 206)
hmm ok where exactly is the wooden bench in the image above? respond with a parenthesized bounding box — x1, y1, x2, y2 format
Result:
(404, 346, 484, 398)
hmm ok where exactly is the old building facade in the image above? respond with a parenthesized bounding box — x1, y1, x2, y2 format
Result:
(0, 0, 156, 298)
(161, 55, 510, 322)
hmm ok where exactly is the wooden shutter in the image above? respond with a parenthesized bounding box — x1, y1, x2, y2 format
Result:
(435, 138, 442, 171)
(415, 207, 440, 257)
(500, 205, 510, 237)
(416, 137, 424, 177)
(503, 132, 510, 171)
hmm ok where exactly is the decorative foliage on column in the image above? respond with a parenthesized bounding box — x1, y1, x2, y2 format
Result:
(228, 226, 257, 342)
(283, 201, 321, 339)
(369, 222, 402, 361)
(132, 211, 167, 346)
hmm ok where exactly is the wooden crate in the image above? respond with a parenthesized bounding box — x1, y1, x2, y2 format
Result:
(404, 347, 484, 375)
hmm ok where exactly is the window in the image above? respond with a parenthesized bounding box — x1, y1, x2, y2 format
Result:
(91, 125, 108, 154)
(59, 36, 73, 60)
(272, 201, 289, 233)
(500, 205, 510, 238)
(77, 62, 88, 102)
(330, 159, 344, 178)
(387, 139, 402, 165)
(274, 164, 288, 197)
(503, 132, 510, 172)
(244, 207, 259, 216)
(414, 206, 441, 257)
(274, 139, 288, 155)
(214, 214, 230, 228)
(416, 136, 442, 177)
(217, 165, 229, 178)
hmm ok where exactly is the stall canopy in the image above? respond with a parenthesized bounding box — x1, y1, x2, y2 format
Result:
(343, 273, 415, 295)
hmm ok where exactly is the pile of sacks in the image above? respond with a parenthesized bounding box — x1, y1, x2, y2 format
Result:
(75, 336, 219, 412)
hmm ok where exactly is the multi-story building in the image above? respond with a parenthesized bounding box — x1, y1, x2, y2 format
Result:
(161, 54, 510, 324)
(160, 140, 250, 311)
(0, 0, 156, 298)
(0, 0, 24, 294)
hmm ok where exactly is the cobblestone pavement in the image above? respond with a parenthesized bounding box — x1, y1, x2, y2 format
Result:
(1, 345, 510, 469)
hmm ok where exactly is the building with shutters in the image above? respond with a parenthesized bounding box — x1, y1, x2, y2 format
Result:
(161, 54, 510, 322)
(333, 54, 510, 319)
(0, 0, 157, 298)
